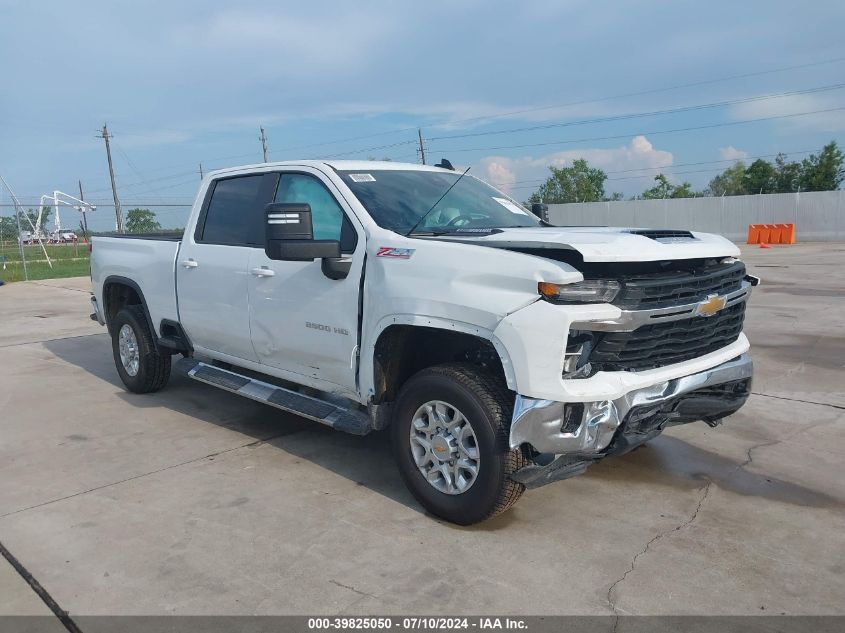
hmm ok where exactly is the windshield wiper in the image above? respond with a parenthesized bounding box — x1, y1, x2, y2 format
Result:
(404, 166, 471, 237)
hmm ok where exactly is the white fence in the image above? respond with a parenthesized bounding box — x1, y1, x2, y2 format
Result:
(546, 190, 845, 241)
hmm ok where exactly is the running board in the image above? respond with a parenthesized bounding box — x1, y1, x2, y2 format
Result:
(186, 362, 372, 436)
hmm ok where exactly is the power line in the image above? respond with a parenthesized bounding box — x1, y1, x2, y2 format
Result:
(427, 83, 845, 142)
(318, 138, 418, 159)
(67, 54, 845, 196)
(320, 85, 845, 161)
(113, 141, 170, 205)
(492, 148, 823, 188)
(83, 169, 199, 195)
(269, 54, 845, 155)
(72, 56, 845, 188)
(424, 105, 845, 154)
(434, 55, 845, 128)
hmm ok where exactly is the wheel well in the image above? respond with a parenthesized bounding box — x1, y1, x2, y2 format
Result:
(372, 325, 507, 404)
(103, 280, 146, 334)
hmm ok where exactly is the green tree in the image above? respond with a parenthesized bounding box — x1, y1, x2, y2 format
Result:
(743, 159, 777, 194)
(528, 159, 607, 204)
(125, 208, 162, 233)
(18, 207, 52, 233)
(640, 174, 697, 199)
(798, 141, 844, 192)
(670, 181, 697, 198)
(707, 162, 747, 196)
(774, 153, 801, 193)
(0, 215, 19, 241)
(641, 174, 673, 199)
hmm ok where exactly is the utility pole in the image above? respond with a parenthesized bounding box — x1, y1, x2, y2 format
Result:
(259, 126, 269, 163)
(417, 128, 427, 165)
(97, 123, 124, 233)
(78, 180, 89, 239)
(198, 163, 204, 179)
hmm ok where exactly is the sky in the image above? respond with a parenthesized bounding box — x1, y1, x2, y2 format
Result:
(1, 0, 844, 231)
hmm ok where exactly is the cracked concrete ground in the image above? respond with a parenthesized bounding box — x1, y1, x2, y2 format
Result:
(0, 245, 843, 618)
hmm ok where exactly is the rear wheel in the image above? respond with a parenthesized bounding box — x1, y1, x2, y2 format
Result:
(391, 363, 528, 525)
(111, 305, 171, 394)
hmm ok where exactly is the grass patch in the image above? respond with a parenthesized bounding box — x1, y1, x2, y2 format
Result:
(0, 258, 90, 283)
(0, 242, 90, 282)
(0, 242, 89, 263)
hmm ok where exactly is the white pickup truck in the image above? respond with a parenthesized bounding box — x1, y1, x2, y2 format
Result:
(90, 160, 756, 524)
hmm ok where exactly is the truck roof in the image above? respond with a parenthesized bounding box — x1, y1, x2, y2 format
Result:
(208, 160, 453, 179)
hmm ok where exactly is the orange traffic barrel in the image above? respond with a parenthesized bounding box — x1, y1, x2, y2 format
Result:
(747, 225, 760, 244)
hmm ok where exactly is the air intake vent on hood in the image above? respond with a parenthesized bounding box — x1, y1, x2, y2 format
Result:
(627, 229, 696, 241)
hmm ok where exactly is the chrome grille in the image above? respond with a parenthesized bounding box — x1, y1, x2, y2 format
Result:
(588, 302, 746, 372)
(612, 261, 746, 310)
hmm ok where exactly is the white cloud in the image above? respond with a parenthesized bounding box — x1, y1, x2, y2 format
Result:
(482, 160, 517, 192)
(479, 135, 673, 196)
(719, 146, 748, 161)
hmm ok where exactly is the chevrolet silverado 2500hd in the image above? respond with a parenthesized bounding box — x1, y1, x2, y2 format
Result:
(90, 160, 757, 525)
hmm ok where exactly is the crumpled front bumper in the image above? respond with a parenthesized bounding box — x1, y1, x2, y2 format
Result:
(509, 353, 753, 488)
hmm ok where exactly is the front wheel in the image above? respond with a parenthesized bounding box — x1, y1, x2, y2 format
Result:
(391, 363, 528, 525)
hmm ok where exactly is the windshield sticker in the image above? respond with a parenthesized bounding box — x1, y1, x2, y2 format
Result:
(492, 197, 528, 215)
(348, 173, 376, 182)
(376, 247, 415, 259)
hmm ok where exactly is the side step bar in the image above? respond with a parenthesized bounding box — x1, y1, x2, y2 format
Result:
(186, 362, 372, 436)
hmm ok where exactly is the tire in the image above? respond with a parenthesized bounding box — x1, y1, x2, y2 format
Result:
(391, 363, 528, 525)
(110, 305, 171, 394)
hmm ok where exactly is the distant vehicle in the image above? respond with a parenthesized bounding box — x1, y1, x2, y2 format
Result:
(90, 160, 758, 524)
(50, 230, 78, 243)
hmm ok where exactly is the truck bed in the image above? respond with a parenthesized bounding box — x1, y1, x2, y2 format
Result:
(90, 234, 182, 337)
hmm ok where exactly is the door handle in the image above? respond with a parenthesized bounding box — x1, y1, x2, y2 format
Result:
(181, 259, 198, 268)
(250, 266, 275, 277)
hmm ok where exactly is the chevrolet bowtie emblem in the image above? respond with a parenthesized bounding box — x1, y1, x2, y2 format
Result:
(695, 294, 727, 317)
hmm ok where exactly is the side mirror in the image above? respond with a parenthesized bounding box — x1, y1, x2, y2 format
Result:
(265, 202, 341, 262)
(530, 203, 548, 221)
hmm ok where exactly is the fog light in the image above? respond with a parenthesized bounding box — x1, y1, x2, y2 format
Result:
(563, 345, 582, 374)
(563, 331, 595, 379)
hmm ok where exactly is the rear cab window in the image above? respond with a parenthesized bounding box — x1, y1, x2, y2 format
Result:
(196, 174, 267, 246)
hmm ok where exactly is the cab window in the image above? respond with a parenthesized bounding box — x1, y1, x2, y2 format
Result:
(198, 175, 265, 245)
(274, 173, 357, 252)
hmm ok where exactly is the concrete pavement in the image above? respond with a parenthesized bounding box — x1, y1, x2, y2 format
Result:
(0, 245, 843, 618)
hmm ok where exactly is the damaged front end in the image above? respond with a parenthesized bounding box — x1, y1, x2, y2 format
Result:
(509, 353, 753, 488)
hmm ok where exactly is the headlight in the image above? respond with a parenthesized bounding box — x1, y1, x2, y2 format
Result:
(538, 279, 620, 304)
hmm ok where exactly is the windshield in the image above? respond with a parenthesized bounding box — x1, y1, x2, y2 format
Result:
(337, 169, 540, 234)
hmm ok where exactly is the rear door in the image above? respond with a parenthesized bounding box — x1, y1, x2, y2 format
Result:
(177, 173, 275, 362)
(248, 168, 364, 390)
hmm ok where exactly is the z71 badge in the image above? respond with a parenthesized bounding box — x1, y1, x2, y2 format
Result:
(376, 247, 415, 259)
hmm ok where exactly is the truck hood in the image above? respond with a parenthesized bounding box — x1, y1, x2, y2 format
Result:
(436, 226, 740, 262)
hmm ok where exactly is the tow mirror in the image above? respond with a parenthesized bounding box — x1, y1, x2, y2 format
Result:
(264, 203, 341, 262)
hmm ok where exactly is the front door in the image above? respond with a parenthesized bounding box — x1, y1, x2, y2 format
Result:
(248, 169, 364, 391)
